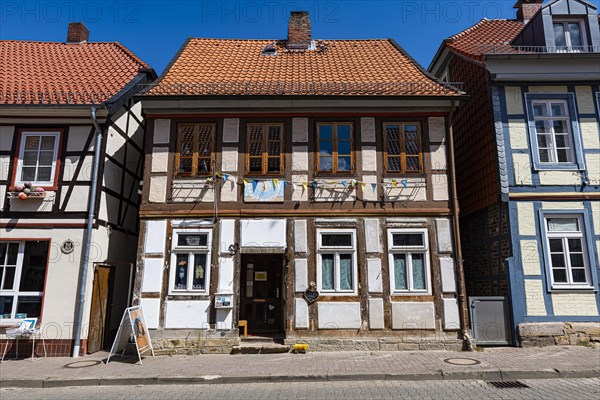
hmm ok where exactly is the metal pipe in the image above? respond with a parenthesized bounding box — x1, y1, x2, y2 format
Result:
(447, 99, 474, 350)
(72, 105, 104, 358)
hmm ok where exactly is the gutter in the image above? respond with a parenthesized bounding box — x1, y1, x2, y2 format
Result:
(72, 105, 104, 358)
(447, 99, 474, 351)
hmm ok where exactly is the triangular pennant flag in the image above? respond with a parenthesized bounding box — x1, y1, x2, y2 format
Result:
(341, 180, 347, 187)
(252, 180, 259, 192)
(401, 179, 408, 188)
(243, 178, 248, 187)
(311, 180, 318, 190)
(371, 183, 377, 193)
(284, 181, 288, 189)
(273, 179, 279, 187)
(223, 173, 230, 182)
(360, 182, 366, 189)
(392, 179, 397, 188)
(302, 182, 308, 190)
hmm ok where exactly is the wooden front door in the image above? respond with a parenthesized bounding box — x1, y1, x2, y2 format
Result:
(240, 255, 283, 334)
(87, 266, 114, 353)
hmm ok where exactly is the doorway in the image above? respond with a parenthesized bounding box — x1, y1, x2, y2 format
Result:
(239, 254, 284, 335)
(87, 265, 116, 353)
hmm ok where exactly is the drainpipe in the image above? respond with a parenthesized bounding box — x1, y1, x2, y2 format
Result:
(72, 105, 104, 358)
(447, 99, 474, 351)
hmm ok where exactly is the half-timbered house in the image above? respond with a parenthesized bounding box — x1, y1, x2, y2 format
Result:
(134, 12, 471, 353)
(0, 23, 156, 356)
(429, 0, 600, 346)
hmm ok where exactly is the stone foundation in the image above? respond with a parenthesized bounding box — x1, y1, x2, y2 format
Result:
(149, 330, 240, 355)
(518, 322, 600, 348)
(283, 337, 463, 352)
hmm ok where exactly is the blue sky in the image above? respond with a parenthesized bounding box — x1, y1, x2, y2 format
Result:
(1, 1, 521, 73)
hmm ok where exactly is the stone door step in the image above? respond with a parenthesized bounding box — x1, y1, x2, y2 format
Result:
(231, 342, 290, 354)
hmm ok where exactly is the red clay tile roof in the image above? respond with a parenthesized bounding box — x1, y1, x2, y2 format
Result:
(147, 38, 462, 96)
(445, 19, 525, 61)
(1, 40, 149, 105)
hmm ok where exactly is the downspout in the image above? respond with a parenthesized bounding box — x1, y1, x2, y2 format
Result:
(447, 99, 475, 351)
(72, 105, 104, 358)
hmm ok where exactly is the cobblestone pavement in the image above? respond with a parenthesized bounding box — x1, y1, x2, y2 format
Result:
(2, 378, 600, 400)
(1, 346, 599, 386)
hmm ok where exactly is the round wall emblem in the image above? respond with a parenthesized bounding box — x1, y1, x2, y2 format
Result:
(61, 239, 75, 254)
(304, 281, 319, 304)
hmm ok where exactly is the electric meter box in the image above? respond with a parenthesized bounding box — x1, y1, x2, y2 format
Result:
(215, 294, 233, 309)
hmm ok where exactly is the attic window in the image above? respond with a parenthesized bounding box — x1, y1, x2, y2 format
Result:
(261, 43, 277, 56)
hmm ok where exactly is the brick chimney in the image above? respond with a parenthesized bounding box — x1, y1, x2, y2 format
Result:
(287, 11, 311, 50)
(67, 22, 89, 43)
(514, 0, 543, 23)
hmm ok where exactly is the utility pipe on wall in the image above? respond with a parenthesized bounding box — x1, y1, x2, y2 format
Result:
(72, 106, 104, 358)
(447, 99, 474, 350)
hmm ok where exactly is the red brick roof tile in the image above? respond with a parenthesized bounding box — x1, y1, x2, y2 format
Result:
(147, 38, 461, 96)
(445, 19, 525, 61)
(1, 40, 149, 105)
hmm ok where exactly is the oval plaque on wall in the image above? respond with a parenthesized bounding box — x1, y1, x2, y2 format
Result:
(304, 282, 319, 304)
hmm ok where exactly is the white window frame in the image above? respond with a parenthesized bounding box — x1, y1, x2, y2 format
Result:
(552, 19, 588, 52)
(387, 228, 431, 295)
(316, 229, 358, 296)
(543, 214, 592, 290)
(0, 241, 46, 321)
(15, 131, 60, 187)
(531, 99, 576, 165)
(169, 229, 212, 295)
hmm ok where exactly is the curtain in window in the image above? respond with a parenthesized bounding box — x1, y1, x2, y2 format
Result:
(321, 254, 334, 290)
(394, 254, 408, 290)
(412, 254, 426, 290)
(339, 254, 353, 290)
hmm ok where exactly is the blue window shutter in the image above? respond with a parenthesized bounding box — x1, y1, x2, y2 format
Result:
(566, 93, 586, 171)
(524, 93, 541, 170)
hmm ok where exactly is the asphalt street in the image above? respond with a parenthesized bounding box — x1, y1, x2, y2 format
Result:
(2, 378, 599, 400)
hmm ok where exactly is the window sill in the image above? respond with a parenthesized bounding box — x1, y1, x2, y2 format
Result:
(534, 164, 582, 171)
(549, 286, 595, 292)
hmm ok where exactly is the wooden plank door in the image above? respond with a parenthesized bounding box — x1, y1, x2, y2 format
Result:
(87, 266, 111, 353)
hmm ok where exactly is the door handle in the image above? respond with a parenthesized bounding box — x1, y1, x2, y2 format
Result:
(276, 288, 279, 298)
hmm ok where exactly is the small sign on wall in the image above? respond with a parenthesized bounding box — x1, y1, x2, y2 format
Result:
(255, 271, 268, 281)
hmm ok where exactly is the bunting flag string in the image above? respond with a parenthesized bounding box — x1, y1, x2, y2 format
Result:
(198, 171, 420, 191)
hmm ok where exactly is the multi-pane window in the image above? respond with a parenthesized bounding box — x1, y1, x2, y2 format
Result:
(246, 123, 284, 175)
(317, 123, 353, 173)
(384, 123, 422, 173)
(175, 123, 215, 176)
(170, 231, 211, 294)
(388, 230, 430, 294)
(544, 216, 591, 288)
(0, 241, 48, 320)
(531, 100, 574, 164)
(317, 231, 357, 294)
(553, 20, 585, 51)
(16, 132, 60, 186)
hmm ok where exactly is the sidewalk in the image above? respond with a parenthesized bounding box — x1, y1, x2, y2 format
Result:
(1, 346, 599, 388)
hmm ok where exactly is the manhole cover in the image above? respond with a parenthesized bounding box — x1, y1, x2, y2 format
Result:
(443, 357, 481, 365)
(64, 360, 102, 368)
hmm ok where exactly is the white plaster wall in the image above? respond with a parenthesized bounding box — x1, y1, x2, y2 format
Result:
(292, 146, 308, 172)
(140, 298, 160, 329)
(538, 170, 582, 186)
(144, 220, 167, 255)
(67, 126, 94, 152)
(217, 257, 234, 293)
(222, 118, 239, 143)
(391, 302, 435, 330)
(585, 153, 600, 185)
(291, 174, 309, 202)
(428, 117, 445, 142)
(361, 146, 377, 173)
(317, 302, 361, 329)
(367, 259, 383, 293)
(61, 185, 89, 212)
(580, 119, 600, 150)
(141, 258, 164, 293)
(0, 126, 15, 151)
(575, 86, 595, 114)
(220, 219, 236, 254)
(295, 298, 309, 329)
(443, 298, 460, 330)
(292, 118, 308, 142)
(240, 219, 287, 248)
(440, 257, 457, 293)
(171, 180, 215, 203)
(294, 219, 308, 253)
(221, 147, 239, 172)
(151, 147, 169, 173)
(520, 240, 541, 276)
(361, 117, 376, 143)
(517, 202, 536, 236)
(368, 298, 384, 330)
(432, 174, 449, 201)
(435, 218, 453, 254)
(63, 155, 94, 182)
(165, 300, 211, 328)
(149, 176, 167, 203)
(220, 178, 238, 202)
(508, 120, 528, 149)
(154, 119, 171, 144)
(294, 259, 308, 292)
(430, 143, 447, 170)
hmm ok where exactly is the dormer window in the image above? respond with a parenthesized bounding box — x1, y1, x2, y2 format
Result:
(553, 20, 586, 52)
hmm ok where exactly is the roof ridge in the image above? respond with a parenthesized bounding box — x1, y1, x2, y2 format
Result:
(188, 37, 391, 41)
(111, 41, 149, 69)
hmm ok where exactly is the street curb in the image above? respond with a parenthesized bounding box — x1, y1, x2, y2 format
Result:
(2, 368, 599, 389)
